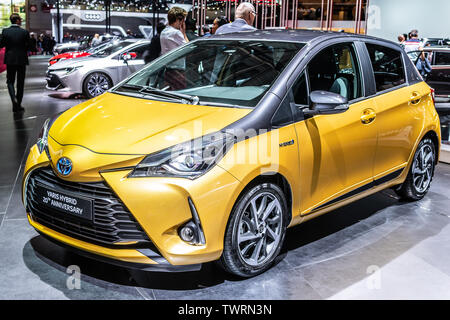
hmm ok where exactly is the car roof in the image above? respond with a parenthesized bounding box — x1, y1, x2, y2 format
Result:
(206, 29, 394, 46)
(422, 46, 450, 51)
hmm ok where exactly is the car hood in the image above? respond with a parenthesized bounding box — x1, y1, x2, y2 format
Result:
(48, 92, 252, 155)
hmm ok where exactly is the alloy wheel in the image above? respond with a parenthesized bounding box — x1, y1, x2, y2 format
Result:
(87, 73, 110, 97)
(237, 192, 283, 267)
(412, 144, 434, 193)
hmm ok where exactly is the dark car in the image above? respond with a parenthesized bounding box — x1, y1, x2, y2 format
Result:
(421, 38, 450, 47)
(408, 47, 450, 99)
(420, 38, 450, 47)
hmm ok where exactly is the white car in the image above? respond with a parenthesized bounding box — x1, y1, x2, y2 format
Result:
(46, 39, 150, 98)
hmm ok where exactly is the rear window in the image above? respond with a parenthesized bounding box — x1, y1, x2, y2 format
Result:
(365, 43, 406, 92)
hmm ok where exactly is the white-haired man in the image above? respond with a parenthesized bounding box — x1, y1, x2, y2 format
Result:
(215, 2, 256, 35)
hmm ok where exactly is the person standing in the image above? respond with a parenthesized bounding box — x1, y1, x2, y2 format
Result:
(211, 16, 228, 35)
(185, 17, 198, 41)
(91, 33, 101, 47)
(202, 25, 211, 37)
(215, 2, 257, 35)
(49, 36, 56, 54)
(0, 47, 5, 73)
(29, 33, 38, 55)
(42, 34, 52, 55)
(37, 34, 44, 54)
(160, 7, 189, 56)
(160, 7, 189, 90)
(397, 34, 406, 48)
(143, 22, 166, 64)
(0, 14, 30, 112)
(403, 30, 421, 53)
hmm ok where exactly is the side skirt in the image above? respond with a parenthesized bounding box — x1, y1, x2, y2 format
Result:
(309, 168, 404, 213)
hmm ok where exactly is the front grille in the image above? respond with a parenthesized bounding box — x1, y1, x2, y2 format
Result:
(26, 167, 151, 247)
(46, 72, 64, 89)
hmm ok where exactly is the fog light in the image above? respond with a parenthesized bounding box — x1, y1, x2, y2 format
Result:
(180, 221, 197, 243)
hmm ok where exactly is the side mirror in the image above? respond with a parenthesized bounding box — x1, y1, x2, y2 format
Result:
(304, 90, 349, 116)
(121, 52, 137, 63)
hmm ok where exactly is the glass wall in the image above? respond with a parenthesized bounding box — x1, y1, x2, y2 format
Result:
(290, 0, 366, 33)
(194, 0, 367, 34)
(38, 0, 367, 35)
(0, 0, 26, 28)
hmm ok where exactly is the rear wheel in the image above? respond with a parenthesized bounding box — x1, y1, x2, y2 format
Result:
(395, 138, 436, 201)
(83, 72, 112, 98)
(218, 183, 288, 277)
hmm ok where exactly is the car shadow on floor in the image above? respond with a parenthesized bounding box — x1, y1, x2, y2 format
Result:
(47, 93, 87, 100)
(21, 187, 445, 294)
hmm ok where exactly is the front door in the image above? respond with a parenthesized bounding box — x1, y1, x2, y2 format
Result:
(292, 42, 378, 214)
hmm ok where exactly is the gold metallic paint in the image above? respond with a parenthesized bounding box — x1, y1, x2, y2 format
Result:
(22, 80, 441, 267)
(49, 92, 252, 155)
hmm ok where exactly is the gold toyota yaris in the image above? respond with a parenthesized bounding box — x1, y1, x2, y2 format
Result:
(23, 30, 441, 277)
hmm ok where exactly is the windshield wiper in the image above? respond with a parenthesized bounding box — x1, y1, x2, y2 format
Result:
(139, 86, 200, 105)
(117, 84, 199, 104)
(118, 84, 143, 91)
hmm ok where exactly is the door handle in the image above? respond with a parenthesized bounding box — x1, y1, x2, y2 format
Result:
(361, 109, 376, 124)
(410, 91, 422, 105)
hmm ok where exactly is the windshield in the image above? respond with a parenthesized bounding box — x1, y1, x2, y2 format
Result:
(115, 40, 304, 108)
(86, 41, 111, 53)
(91, 41, 135, 57)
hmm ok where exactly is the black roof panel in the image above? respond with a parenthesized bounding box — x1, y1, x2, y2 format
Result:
(206, 28, 386, 44)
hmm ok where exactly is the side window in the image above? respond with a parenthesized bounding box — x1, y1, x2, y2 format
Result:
(435, 52, 450, 66)
(271, 95, 294, 128)
(128, 45, 148, 60)
(407, 51, 421, 64)
(365, 43, 406, 92)
(292, 72, 309, 105)
(307, 43, 362, 101)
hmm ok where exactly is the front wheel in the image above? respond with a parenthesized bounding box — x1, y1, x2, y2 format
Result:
(395, 138, 436, 201)
(219, 183, 288, 277)
(83, 72, 112, 98)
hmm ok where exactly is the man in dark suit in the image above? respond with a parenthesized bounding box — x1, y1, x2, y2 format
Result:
(0, 14, 30, 112)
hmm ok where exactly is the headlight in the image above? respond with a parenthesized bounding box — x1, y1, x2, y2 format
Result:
(129, 132, 235, 179)
(36, 113, 61, 154)
(37, 118, 51, 154)
(52, 65, 82, 75)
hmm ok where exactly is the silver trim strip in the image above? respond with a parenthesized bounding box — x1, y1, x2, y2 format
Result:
(187, 197, 206, 245)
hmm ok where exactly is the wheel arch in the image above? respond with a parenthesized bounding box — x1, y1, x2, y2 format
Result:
(422, 130, 440, 164)
(82, 70, 114, 94)
(231, 172, 293, 226)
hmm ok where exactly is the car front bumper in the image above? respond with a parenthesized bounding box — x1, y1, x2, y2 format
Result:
(23, 143, 242, 270)
(46, 70, 83, 94)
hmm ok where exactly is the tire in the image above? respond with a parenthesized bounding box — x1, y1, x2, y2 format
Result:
(83, 72, 112, 98)
(218, 183, 288, 277)
(395, 138, 436, 201)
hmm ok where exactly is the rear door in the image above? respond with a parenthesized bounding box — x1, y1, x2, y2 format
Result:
(365, 42, 427, 180)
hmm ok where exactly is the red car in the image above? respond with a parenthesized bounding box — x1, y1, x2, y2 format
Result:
(48, 41, 115, 66)
(48, 51, 91, 66)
